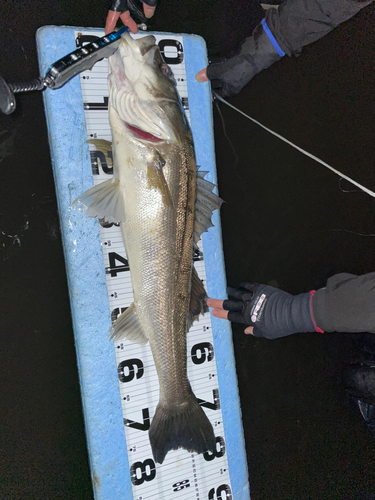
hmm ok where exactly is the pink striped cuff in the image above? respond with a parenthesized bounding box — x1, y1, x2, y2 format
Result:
(310, 290, 324, 333)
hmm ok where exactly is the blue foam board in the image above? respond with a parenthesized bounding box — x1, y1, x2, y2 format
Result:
(36, 25, 250, 500)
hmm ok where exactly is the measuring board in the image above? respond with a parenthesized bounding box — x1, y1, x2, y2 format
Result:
(36, 26, 250, 500)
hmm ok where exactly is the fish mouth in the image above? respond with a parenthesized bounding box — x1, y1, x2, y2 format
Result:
(108, 33, 182, 143)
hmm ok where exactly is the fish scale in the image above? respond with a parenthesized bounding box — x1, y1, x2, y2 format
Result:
(136, 138, 194, 405)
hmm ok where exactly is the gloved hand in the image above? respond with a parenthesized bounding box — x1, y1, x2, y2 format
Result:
(196, 19, 284, 97)
(105, 0, 157, 34)
(208, 282, 323, 339)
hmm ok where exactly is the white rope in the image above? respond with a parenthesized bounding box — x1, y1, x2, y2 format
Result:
(213, 92, 375, 199)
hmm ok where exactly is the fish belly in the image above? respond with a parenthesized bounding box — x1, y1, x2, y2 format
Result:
(121, 147, 193, 404)
(118, 140, 215, 463)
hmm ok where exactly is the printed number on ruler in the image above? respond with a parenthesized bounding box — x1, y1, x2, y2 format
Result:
(76, 30, 233, 500)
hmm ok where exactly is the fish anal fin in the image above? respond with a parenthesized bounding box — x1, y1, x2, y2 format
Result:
(109, 303, 149, 345)
(187, 267, 208, 331)
(147, 153, 173, 208)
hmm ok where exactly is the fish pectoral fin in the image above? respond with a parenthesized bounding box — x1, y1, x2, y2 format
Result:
(109, 303, 149, 345)
(88, 138, 113, 170)
(88, 138, 112, 154)
(147, 153, 173, 208)
(72, 178, 125, 223)
(187, 267, 208, 331)
(193, 170, 223, 248)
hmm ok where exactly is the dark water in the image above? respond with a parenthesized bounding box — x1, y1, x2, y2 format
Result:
(1, 1, 375, 499)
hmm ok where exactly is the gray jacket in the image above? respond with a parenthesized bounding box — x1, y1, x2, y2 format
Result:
(207, 0, 373, 96)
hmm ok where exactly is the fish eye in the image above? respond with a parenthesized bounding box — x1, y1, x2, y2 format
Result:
(161, 63, 172, 77)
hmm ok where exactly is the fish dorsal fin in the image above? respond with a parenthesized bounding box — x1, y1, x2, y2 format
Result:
(72, 178, 126, 223)
(147, 152, 173, 208)
(186, 267, 208, 331)
(193, 170, 223, 249)
(109, 303, 149, 345)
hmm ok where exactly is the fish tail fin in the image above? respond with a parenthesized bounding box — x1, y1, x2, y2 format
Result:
(149, 393, 215, 464)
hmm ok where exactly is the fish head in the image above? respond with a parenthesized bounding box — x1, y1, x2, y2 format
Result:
(108, 33, 187, 145)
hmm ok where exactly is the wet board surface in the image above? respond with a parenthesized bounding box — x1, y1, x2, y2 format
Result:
(36, 26, 249, 500)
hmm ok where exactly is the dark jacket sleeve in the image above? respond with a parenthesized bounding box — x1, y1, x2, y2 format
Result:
(207, 0, 373, 96)
(266, 0, 373, 57)
(312, 272, 375, 333)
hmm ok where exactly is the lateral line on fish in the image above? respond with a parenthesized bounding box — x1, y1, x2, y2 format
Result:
(213, 92, 375, 199)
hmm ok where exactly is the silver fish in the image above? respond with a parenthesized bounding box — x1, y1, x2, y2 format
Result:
(74, 32, 222, 464)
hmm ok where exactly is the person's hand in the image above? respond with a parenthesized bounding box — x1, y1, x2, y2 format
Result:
(196, 69, 208, 83)
(105, 0, 157, 34)
(207, 282, 320, 339)
(195, 18, 283, 97)
(207, 298, 254, 335)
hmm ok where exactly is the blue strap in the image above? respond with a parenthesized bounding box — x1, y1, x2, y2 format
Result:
(261, 18, 285, 57)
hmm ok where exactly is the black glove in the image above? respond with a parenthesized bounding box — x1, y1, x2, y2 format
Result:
(110, 0, 157, 22)
(111, 0, 157, 10)
(206, 19, 284, 97)
(224, 282, 319, 339)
